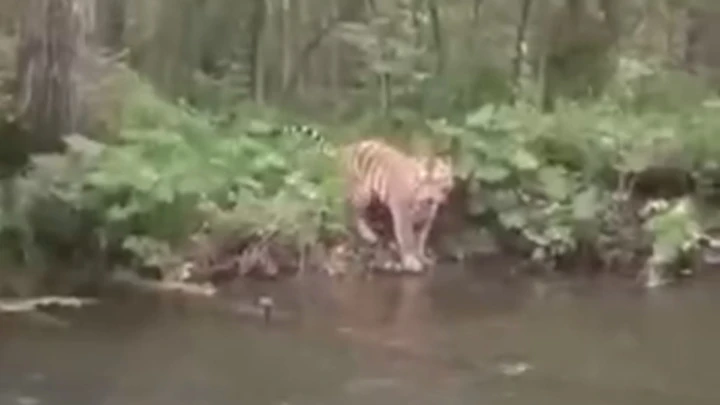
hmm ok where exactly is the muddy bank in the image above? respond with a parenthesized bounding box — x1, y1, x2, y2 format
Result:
(4, 170, 720, 299)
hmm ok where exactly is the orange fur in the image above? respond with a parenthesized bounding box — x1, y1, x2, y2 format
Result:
(341, 139, 453, 272)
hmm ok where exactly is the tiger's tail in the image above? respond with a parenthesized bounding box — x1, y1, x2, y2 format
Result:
(282, 124, 324, 142)
(283, 124, 338, 157)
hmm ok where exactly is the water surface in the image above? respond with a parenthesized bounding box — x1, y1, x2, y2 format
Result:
(2, 265, 720, 405)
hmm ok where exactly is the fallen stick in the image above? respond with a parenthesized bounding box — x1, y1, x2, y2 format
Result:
(0, 296, 98, 313)
(109, 270, 217, 297)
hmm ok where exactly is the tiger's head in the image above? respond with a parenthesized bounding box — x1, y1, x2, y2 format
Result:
(416, 156, 454, 204)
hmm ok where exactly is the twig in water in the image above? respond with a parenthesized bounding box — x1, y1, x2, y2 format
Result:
(0, 296, 98, 313)
(109, 270, 217, 296)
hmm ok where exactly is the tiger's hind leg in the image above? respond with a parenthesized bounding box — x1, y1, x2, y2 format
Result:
(347, 185, 380, 244)
(356, 216, 379, 244)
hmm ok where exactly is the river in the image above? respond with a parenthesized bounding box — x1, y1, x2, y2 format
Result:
(2, 264, 720, 405)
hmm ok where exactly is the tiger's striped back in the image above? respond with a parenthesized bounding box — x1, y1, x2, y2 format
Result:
(281, 125, 452, 208)
(343, 139, 419, 204)
(348, 140, 453, 203)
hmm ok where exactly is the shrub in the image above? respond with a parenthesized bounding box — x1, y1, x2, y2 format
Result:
(4, 73, 720, 289)
(430, 100, 717, 279)
(1, 78, 344, 283)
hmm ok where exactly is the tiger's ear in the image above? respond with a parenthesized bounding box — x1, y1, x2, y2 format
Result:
(435, 147, 454, 167)
(415, 157, 432, 179)
(429, 148, 451, 166)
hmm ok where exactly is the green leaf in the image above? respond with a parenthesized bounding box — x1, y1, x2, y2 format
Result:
(488, 190, 520, 209)
(427, 119, 467, 138)
(465, 106, 495, 129)
(467, 193, 489, 216)
(499, 211, 527, 229)
(470, 137, 492, 153)
(246, 120, 276, 136)
(572, 188, 601, 220)
(510, 148, 539, 171)
(235, 177, 263, 193)
(107, 203, 137, 222)
(473, 163, 510, 183)
(152, 182, 175, 203)
(251, 152, 288, 172)
(537, 167, 570, 200)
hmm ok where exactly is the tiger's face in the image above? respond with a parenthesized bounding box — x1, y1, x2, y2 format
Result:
(415, 156, 454, 206)
(409, 157, 453, 227)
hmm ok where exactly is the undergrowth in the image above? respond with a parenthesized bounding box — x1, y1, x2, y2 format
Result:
(430, 100, 720, 283)
(0, 78, 345, 290)
(2, 74, 720, 293)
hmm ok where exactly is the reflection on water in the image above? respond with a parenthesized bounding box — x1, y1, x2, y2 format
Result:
(2, 265, 720, 405)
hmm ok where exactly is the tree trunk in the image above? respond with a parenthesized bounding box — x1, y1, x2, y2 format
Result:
(280, 0, 293, 92)
(379, 72, 391, 114)
(411, 0, 422, 46)
(249, 0, 267, 104)
(684, 7, 700, 71)
(329, 0, 341, 102)
(598, 0, 620, 41)
(511, 0, 533, 99)
(16, 0, 88, 153)
(472, 0, 485, 26)
(282, 0, 362, 97)
(428, 0, 445, 75)
(96, 0, 124, 52)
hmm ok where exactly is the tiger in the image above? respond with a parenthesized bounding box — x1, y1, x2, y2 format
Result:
(281, 124, 454, 272)
(341, 139, 454, 272)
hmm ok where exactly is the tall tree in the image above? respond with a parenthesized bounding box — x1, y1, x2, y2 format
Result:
(16, 0, 91, 152)
(249, 0, 268, 104)
(511, 0, 534, 98)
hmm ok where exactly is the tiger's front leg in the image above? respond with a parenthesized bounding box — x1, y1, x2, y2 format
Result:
(415, 203, 439, 266)
(389, 199, 424, 273)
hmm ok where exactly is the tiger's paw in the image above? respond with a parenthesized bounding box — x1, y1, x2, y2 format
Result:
(401, 255, 425, 273)
(419, 251, 437, 266)
(357, 227, 380, 244)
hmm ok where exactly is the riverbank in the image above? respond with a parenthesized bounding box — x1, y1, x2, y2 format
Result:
(3, 77, 720, 296)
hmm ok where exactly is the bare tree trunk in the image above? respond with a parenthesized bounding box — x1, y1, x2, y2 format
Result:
(428, 0, 445, 74)
(682, 5, 720, 82)
(411, 0, 423, 46)
(0, 116, 34, 269)
(598, 0, 620, 41)
(16, 0, 89, 153)
(684, 7, 700, 71)
(249, 0, 267, 104)
(535, 2, 553, 111)
(280, 0, 293, 92)
(282, 0, 362, 96)
(329, 0, 341, 102)
(362, 0, 391, 115)
(96, 0, 124, 53)
(379, 72, 391, 115)
(511, 0, 533, 98)
(297, 0, 310, 95)
(472, 0, 485, 26)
